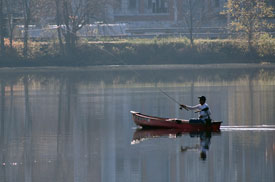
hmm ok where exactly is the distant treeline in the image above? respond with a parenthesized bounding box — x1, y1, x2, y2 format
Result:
(1, 0, 274, 66)
(0, 37, 274, 67)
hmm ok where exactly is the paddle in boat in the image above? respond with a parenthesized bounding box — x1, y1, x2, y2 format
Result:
(130, 111, 222, 132)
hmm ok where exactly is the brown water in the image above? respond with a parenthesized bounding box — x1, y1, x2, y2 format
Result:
(0, 65, 274, 182)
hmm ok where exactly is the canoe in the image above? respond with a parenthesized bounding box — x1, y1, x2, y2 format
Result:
(130, 111, 222, 132)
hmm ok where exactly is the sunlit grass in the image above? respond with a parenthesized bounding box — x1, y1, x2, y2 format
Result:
(2, 37, 275, 64)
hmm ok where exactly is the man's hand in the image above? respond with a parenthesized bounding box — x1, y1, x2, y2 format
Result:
(180, 104, 188, 110)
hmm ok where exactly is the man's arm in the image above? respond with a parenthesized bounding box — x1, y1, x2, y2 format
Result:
(180, 104, 200, 111)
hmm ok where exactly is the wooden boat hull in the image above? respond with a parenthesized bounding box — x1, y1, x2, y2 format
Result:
(130, 111, 222, 132)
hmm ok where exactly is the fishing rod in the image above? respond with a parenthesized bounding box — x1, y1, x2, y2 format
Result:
(97, 50, 187, 110)
(57, 27, 186, 108)
(158, 87, 188, 111)
(24, 22, 188, 111)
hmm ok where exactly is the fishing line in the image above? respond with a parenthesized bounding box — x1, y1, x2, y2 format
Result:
(24, 25, 183, 107)
(86, 36, 184, 107)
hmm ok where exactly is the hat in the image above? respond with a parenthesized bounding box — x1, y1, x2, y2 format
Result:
(198, 96, 206, 101)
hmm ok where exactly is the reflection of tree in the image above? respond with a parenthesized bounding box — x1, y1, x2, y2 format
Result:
(57, 78, 74, 135)
(248, 74, 254, 124)
(56, 78, 72, 181)
(57, 78, 65, 136)
(0, 67, 274, 180)
(56, 78, 82, 181)
(1, 80, 5, 137)
(23, 75, 33, 182)
(8, 84, 14, 127)
(24, 75, 32, 132)
(0, 81, 6, 182)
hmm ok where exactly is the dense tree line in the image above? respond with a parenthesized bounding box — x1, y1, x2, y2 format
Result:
(0, 0, 274, 60)
(0, 0, 109, 57)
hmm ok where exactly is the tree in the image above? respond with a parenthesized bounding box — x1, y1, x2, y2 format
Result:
(21, 0, 32, 57)
(4, 0, 20, 49)
(0, 0, 5, 55)
(54, 0, 64, 54)
(21, 0, 46, 57)
(223, 0, 274, 51)
(181, 0, 215, 47)
(60, 0, 108, 54)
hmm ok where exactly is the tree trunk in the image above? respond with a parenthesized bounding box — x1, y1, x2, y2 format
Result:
(55, 0, 64, 55)
(71, 26, 77, 51)
(248, 22, 253, 52)
(64, 31, 71, 54)
(62, 0, 73, 55)
(248, 33, 252, 52)
(7, 11, 14, 49)
(189, 22, 193, 47)
(9, 27, 13, 48)
(22, 0, 31, 58)
(23, 20, 29, 57)
(4, 0, 15, 49)
(189, 0, 194, 47)
(0, 0, 5, 55)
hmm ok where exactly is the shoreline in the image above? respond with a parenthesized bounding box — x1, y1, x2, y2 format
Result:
(0, 63, 275, 73)
(1, 38, 274, 68)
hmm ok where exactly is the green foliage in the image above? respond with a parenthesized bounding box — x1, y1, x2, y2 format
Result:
(1, 37, 275, 67)
(255, 33, 275, 57)
(223, 0, 274, 49)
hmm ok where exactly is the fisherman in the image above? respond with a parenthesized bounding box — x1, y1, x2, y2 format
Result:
(180, 96, 212, 125)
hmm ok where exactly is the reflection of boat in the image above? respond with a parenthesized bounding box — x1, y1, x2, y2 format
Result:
(130, 111, 222, 132)
(132, 128, 186, 143)
(132, 128, 220, 143)
(132, 128, 220, 160)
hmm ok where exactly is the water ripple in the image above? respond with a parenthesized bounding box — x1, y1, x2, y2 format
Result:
(221, 125, 275, 131)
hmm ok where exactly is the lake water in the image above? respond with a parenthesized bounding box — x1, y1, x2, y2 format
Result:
(0, 64, 274, 182)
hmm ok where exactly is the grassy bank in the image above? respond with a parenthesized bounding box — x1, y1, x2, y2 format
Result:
(0, 37, 274, 67)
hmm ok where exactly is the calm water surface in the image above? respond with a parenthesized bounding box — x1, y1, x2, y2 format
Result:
(0, 65, 274, 182)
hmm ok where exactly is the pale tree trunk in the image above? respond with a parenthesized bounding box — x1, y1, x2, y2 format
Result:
(8, 14, 14, 48)
(62, 0, 72, 54)
(0, 0, 5, 55)
(71, 25, 77, 51)
(4, 0, 16, 49)
(248, 22, 253, 52)
(55, 0, 64, 55)
(188, 0, 194, 47)
(22, 0, 31, 58)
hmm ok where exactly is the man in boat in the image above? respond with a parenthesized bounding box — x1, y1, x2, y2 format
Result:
(180, 96, 212, 125)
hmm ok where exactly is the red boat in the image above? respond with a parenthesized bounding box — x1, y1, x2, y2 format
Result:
(130, 111, 222, 132)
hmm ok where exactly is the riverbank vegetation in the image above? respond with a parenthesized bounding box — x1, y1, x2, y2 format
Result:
(0, 35, 274, 67)
(0, 0, 274, 67)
